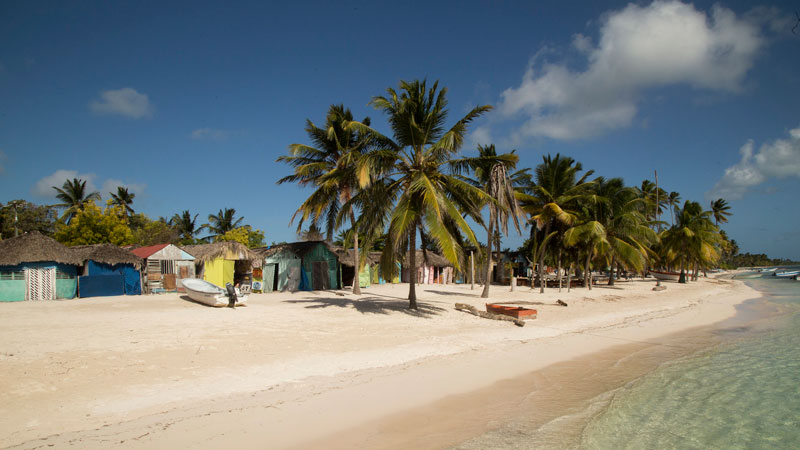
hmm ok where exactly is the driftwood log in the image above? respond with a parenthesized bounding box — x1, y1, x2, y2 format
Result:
(556, 299, 568, 307)
(454, 303, 525, 327)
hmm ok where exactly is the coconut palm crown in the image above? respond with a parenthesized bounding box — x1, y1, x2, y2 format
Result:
(52, 178, 101, 224)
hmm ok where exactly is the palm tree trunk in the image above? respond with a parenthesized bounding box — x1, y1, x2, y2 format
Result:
(557, 249, 563, 293)
(408, 226, 417, 309)
(584, 249, 592, 289)
(481, 210, 495, 299)
(567, 262, 573, 293)
(538, 222, 551, 294)
(608, 257, 616, 286)
(470, 250, 474, 290)
(350, 212, 361, 295)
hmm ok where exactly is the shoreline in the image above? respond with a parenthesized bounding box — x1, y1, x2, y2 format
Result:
(0, 276, 760, 449)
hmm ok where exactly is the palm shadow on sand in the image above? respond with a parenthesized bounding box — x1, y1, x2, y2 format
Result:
(283, 296, 446, 318)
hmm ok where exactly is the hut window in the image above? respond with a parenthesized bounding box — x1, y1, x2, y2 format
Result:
(1, 270, 25, 280)
(56, 269, 75, 280)
(160, 260, 175, 274)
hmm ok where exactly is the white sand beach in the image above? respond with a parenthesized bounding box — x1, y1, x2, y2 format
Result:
(0, 276, 759, 449)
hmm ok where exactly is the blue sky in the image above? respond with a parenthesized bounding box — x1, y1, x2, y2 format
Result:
(1, 0, 799, 258)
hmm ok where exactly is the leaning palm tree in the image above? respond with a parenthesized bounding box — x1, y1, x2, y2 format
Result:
(278, 104, 375, 295)
(170, 210, 199, 243)
(205, 208, 243, 239)
(710, 198, 732, 225)
(110, 186, 135, 217)
(52, 178, 101, 224)
(348, 79, 491, 308)
(456, 144, 524, 298)
(518, 154, 594, 293)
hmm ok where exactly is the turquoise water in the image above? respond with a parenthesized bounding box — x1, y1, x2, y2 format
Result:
(578, 277, 800, 449)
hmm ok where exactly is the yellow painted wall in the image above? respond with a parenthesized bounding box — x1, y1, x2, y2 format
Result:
(204, 258, 235, 288)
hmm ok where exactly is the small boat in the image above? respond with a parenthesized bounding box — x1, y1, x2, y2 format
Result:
(182, 278, 248, 307)
(773, 270, 800, 278)
(650, 270, 684, 282)
(486, 303, 537, 319)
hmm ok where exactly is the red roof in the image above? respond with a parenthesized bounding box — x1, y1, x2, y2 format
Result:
(130, 243, 170, 258)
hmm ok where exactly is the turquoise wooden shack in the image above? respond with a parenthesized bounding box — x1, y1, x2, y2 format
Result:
(255, 242, 340, 292)
(0, 232, 82, 301)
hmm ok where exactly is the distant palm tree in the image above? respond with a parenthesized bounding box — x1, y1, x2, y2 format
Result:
(170, 210, 199, 242)
(667, 191, 681, 226)
(205, 208, 243, 239)
(347, 79, 491, 308)
(278, 104, 375, 295)
(458, 144, 524, 298)
(518, 154, 594, 293)
(710, 198, 732, 225)
(661, 201, 721, 283)
(52, 178, 101, 223)
(110, 186, 135, 217)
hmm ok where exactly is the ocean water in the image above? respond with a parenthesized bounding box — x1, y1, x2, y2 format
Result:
(578, 276, 800, 449)
(453, 273, 800, 450)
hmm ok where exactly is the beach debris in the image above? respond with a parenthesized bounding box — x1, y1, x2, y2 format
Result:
(556, 299, 568, 307)
(652, 285, 667, 291)
(454, 303, 526, 327)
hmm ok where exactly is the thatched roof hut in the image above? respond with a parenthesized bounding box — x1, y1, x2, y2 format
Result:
(71, 243, 144, 270)
(331, 247, 380, 267)
(400, 250, 453, 268)
(0, 231, 82, 266)
(183, 241, 260, 263)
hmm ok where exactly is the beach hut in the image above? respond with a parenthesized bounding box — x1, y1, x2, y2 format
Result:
(131, 243, 196, 293)
(71, 244, 143, 297)
(333, 247, 378, 288)
(0, 231, 82, 301)
(255, 241, 339, 292)
(183, 241, 260, 289)
(400, 251, 454, 285)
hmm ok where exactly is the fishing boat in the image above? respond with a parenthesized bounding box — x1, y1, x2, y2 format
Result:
(773, 270, 800, 278)
(486, 303, 537, 319)
(181, 278, 248, 307)
(650, 270, 684, 282)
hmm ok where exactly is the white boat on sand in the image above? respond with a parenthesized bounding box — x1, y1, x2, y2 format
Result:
(182, 278, 248, 307)
(650, 270, 684, 282)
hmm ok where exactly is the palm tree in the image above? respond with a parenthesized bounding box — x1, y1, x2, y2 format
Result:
(52, 178, 101, 224)
(661, 201, 721, 283)
(205, 208, 243, 239)
(278, 104, 375, 295)
(710, 198, 732, 225)
(586, 178, 657, 286)
(170, 210, 199, 243)
(457, 144, 524, 298)
(667, 191, 681, 226)
(110, 186, 135, 217)
(347, 79, 491, 308)
(518, 154, 594, 293)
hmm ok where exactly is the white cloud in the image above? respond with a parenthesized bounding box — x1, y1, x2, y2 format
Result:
(707, 126, 800, 200)
(493, 1, 768, 141)
(33, 170, 98, 198)
(190, 128, 231, 141)
(101, 179, 147, 200)
(90, 87, 154, 119)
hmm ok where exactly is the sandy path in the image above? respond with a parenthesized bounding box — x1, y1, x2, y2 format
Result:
(0, 276, 758, 449)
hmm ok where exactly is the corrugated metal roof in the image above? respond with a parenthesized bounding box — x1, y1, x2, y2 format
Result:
(130, 243, 169, 258)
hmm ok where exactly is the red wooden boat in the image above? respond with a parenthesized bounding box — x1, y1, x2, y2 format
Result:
(486, 303, 537, 319)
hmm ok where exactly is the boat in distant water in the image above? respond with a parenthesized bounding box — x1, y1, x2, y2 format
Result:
(774, 270, 800, 278)
(182, 278, 248, 307)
